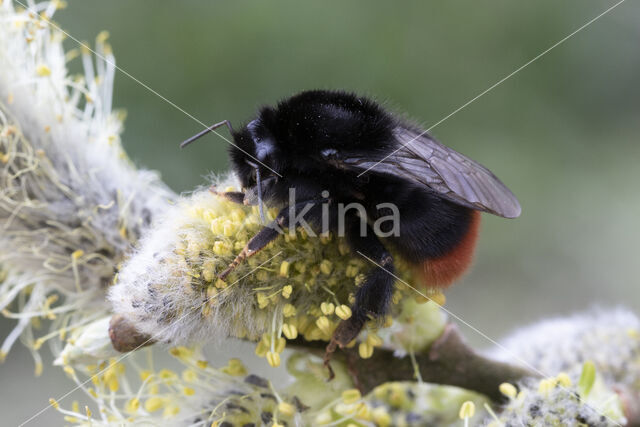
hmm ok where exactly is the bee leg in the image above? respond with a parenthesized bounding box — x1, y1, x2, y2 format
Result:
(209, 186, 246, 204)
(218, 198, 327, 280)
(218, 224, 281, 280)
(324, 218, 394, 376)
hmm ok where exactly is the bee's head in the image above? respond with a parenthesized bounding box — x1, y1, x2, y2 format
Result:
(229, 116, 280, 191)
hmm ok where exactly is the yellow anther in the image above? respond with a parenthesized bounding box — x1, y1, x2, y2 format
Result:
(33, 338, 45, 350)
(139, 370, 152, 381)
(319, 259, 333, 275)
(278, 401, 296, 417)
(335, 304, 352, 320)
(255, 341, 268, 357)
(183, 387, 195, 396)
(266, 351, 281, 367)
(260, 332, 271, 347)
(223, 221, 235, 236)
(125, 398, 140, 413)
(210, 219, 224, 234)
(282, 323, 298, 340)
(556, 372, 572, 388)
(282, 285, 293, 299)
(231, 209, 245, 222)
(458, 401, 476, 419)
(316, 316, 332, 334)
(358, 342, 374, 359)
(356, 402, 371, 420)
(144, 397, 166, 412)
(283, 304, 297, 317)
(158, 369, 177, 382)
(85, 406, 92, 417)
(222, 358, 247, 376)
(49, 398, 60, 410)
(256, 292, 269, 309)
(414, 294, 430, 304)
(279, 261, 291, 277)
(108, 377, 119, 392)
(169, 346, 193, 360)
(206, 285, 217, 300)
(371, 407, 391, 427)
(341, 388, 362, 404)
(320, 302, 335, 315)
(53, 0, 68, 10)
(499, 382, 518, 399)
(45, 294, 59, 306)
(36, 64, 51, 76)
(96, 30, 110, 44)
(275, 337, 286, 353)
(538, 378, 556, 396)
(212, 241, 231, 255)
(366, 333, 383, 347)
(383, 315, 393, 328)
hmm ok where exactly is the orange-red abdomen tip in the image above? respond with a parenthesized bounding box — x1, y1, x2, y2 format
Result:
(413, 210, 481, 289)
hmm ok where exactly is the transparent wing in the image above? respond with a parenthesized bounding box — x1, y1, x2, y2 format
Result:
(342, 127, 521, 218)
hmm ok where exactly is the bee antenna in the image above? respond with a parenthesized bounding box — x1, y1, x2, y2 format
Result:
(179, 120, 234, 148)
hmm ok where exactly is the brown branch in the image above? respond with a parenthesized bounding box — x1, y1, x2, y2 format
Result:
(109, 313, 535, 402)
(291, 323, 536, 402)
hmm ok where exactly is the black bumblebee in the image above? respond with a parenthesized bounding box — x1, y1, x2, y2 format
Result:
(181, 90, 520, 362)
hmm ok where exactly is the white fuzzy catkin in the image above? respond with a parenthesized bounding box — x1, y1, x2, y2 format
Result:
(481, 369, 625, 426)
(0, 0, 174, 364)
(488, 308, 640, 392)
(108, 173, 439, 361)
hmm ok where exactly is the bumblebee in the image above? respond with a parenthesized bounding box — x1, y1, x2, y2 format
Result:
(181, 90, 520, 360)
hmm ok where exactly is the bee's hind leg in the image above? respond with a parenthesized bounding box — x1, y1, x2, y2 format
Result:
(324, 216, 395, 378)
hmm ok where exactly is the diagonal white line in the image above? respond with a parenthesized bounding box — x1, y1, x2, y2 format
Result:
(18, 251, 283, 427)
(356, 251, 622, 427)
(357, 0, 627, 178)
(14, 0, 282, 178)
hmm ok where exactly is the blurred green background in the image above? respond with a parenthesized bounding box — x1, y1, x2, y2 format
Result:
(2, 0, 639, 424)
